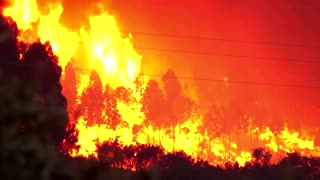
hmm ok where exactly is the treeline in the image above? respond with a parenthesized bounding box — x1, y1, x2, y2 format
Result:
(92, 140, 320, 180)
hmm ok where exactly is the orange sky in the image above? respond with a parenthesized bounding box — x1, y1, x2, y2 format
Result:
(109, 0, 320, 129)
(5, 0, 320, 129)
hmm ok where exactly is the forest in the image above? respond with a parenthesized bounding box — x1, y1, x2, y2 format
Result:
(0, 14, 320, 180)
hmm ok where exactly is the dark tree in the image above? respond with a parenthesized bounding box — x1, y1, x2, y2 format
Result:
(0, 16, 19, 76)
(159, 151, 193, 169)
(135, 144, 164, 170)
(61, 60, 78, 122)
(0, 15, 68, 145)
(97, 140, 124, 168)
(59, 124, 80, 155)
(279, 151, 303, 167)
(20, 41, 68, 145)
(252, 147, 272, 167)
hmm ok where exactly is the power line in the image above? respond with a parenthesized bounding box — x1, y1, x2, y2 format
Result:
(1, 61, 318, 89)
(1, 21, 319, 88)
(134, 46, 320, 64)
(3, 3, 320, 50)
(65, 65, 319, 89)
(72, 40, 320, 64)
(4, 23, 320, 63)
(124, 31, 320, 49)
(2, 39, 320, 88)
(139, 73, 320, 89)
(55, 24, 320, 49)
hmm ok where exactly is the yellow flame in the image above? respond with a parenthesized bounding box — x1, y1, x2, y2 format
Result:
(37, 4, 79, 70)
(76, 74, 90, 97)
(80, 12, 141, 88)
(3, 0, 40, 30)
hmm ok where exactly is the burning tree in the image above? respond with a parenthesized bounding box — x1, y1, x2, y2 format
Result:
(142, 80, 167, 144)
(79, 70, 104, 126)
(162, 69, 195, 150)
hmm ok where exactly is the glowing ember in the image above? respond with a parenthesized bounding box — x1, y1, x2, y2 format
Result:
(4, 0, 320, 168)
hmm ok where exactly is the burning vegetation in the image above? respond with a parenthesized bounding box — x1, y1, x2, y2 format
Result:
(1, 1, 320, 179)
(2, 0, 320, 167)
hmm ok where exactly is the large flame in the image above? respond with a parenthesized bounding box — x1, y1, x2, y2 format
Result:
(3, 0, 320, 168)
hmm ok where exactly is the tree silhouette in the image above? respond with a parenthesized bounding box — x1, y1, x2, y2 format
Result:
(97, 140, 124, 168)
(0, 16, 19, 76)
(122, 144, 137, 170)
(252, 147, 272, 167)
(21, 41, 68, 145)
(59, 123, 80, 155)
(162, 70, 195, 150)
(159, 151, 193, 169)
(0, 16, 68, 146)
(61, 60, 78, 122)
(142, 80, 167, 144)
(135, 144, 164, 171)
(279, 151, 303, 167)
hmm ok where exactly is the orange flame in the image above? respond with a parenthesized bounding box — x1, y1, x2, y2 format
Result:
(4, 0, 320, 168)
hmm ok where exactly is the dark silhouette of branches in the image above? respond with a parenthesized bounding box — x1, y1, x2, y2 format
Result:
(252, 147, 272, 167)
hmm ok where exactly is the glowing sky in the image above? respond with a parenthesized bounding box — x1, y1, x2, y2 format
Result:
(108, 0, 320, 130)
(4, 0, 320, 130)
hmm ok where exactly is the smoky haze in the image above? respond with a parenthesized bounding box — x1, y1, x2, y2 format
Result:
(5, 0, 320, 130)
(108, 0, 320, 130)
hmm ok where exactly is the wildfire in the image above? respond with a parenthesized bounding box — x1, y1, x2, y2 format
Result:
(3, 0, 320, 168)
